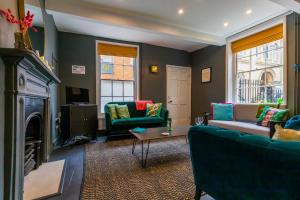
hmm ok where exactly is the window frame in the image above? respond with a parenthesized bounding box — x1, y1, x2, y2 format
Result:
(96, 40, 140, 116)
(226, 17, 288, 105)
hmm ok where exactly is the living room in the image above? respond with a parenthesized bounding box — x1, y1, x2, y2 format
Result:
(1, 0, 300, 200)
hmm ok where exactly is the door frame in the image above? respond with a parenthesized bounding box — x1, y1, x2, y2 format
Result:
(166, 65, 192, 125)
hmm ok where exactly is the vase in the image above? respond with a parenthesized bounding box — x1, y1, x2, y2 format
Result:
(14, 32, 28, 49)
(167, 118, 172, 131)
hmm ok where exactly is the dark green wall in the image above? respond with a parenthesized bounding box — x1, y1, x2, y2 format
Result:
(140, 44, 191, 105)
(43, 13, 60, 145)
(58, 32, 97, 105)
(58, 32, 190, 106)
(29, 26, 44, 56)
(191, 45, 226, 120)
(0, 58, 4, 200)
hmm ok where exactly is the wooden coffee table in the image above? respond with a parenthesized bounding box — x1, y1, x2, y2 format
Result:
(129, 125, 191, 167)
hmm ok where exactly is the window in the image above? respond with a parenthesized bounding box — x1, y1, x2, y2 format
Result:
(97, 42, 138, 113)
(235, 39, 284, 103)
(229, 24, 285, 104)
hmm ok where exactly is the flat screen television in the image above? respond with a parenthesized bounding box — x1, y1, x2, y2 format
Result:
(66, 86, 89, 104)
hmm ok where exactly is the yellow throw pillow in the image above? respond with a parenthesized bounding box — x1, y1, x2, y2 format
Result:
(273, 124, 300, 141)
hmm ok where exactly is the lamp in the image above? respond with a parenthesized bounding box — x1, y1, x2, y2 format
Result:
(150, 65, 158, 73)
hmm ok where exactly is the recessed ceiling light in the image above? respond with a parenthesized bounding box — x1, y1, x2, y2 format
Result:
(178, 9, 184, 15)
(223, 22, 229, 27)
(246, 9, 252, 15)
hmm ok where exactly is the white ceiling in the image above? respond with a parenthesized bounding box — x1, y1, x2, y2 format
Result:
(26, 0, 291, 52)
(270, 0, 300, 13)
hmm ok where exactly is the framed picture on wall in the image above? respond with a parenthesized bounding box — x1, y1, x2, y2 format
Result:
(201, 67, 211, 83)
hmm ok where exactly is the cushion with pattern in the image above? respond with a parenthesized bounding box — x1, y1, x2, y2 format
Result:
(116, 105, 130, 119)
(146, 103, 162, 117)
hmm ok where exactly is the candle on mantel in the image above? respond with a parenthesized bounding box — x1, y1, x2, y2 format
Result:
(35, 50, 40, 57)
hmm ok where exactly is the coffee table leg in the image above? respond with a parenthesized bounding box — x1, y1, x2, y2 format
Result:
(141, 141, 144, 166)
(185, 135, 188, 144)
(132, 137, 137, 154)
(143, 140, 150, 167)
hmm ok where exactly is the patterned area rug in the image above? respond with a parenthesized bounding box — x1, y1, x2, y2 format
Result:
(81, 138, 195, 200)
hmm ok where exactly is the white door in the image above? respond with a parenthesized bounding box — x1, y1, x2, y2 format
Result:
(166, 65, 191, 126)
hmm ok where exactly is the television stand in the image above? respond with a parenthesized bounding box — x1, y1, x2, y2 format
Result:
(60, 104, 98, 142)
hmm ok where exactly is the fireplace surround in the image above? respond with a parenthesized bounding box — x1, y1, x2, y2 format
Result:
(0, 48, 60, 200)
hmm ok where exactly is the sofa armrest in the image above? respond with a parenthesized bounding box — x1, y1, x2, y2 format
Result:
(105, 112, 112, 131)
(160, 108, 169, 125)
(269, 120, 286, 138)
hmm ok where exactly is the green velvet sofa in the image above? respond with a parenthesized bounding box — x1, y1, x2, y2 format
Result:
(188, 125, 300, 200)
(105, 101, 168, 138)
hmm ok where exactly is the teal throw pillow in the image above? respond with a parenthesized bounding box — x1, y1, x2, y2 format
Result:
(211, 103, 233, 121)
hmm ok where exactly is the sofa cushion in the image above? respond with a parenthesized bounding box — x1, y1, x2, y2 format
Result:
(256, 103, 279, 118)
(112, 117, 165, 126)
(208, 120, 269, 137)
(285, 115, 300, 130)
(211, 103, 233, 121)
(234, 104, 259, 122)
(146, 103, 162, 117)
(116, 105, 130, 119)
(107, 104, 118, 120)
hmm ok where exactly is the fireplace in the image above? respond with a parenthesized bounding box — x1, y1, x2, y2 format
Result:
(0, 48, 60, 200)
(24, 98, 45, 176)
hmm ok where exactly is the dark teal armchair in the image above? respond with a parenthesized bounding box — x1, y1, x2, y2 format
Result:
(105, 102, 168, 139)
(188, 125, 300, 200)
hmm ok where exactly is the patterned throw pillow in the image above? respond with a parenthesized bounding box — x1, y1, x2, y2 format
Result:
(257, 106, 271, 124)
(116, 105, 130, 119)
(258, 107, 289, 127)
(261, 109, 277, 127)
(146, 103, 162, 117)
(271, 109, 289, 122)
(108, 104, 118, 120)
(256, 104, 279, 118)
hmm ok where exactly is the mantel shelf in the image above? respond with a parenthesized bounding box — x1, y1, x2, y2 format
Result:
(0, 48, 61, 84)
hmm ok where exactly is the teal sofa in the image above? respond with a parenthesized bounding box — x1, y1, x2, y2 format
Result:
(105, 102, 168, 138)
(189, 125, 300, 200)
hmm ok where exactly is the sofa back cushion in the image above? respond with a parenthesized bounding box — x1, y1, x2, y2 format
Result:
(234, 104, 259, 122)
(234, 104, 287, 123)
(105, 102, 146, 117)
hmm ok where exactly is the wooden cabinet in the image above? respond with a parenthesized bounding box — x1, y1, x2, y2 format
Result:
(61, 105, 98, 140)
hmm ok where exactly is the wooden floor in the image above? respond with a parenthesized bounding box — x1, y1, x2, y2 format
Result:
(47, 144, 85, 200)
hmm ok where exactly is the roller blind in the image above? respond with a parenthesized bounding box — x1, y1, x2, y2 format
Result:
(231, 24, 283, 53)
(98, 43, 137, 58)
